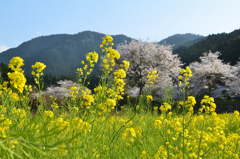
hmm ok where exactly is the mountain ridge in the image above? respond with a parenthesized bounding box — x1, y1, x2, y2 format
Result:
(1, 29, 239, 77)
(159, 33, 205, 49)
(174, 28, 240, 66)
(0, 31, 133, 76)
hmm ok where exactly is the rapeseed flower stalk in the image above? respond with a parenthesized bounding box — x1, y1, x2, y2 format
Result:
(146, 95, 153, 102)
(32, 62, 46, 74)
(140, 151, 147, 158)
(8, 71, 26, 93)
(8, 57, 25, 73)
(196, 95, 216, 157)
(113, 69, 127, 100)
(10, 92, 19, 102)
(178, 66, 192, 88)
(120, 60, 130, 71)
(12, 107, 26, 120)
(95, 68, 126, 115)
(70, 86, 78, 99)
(178, 66, 193, 159)
(145, 70, 158, 95)
(32, 62, 46, 86)
(122, 127, 136, 142)
(97, 98, 116, 113)
(136, 70, 158, 111)
(77, 51, 98, 85)
(44, 110, 54, 122)
(100, 35, 120, 77)
(179, 96, 196, 114)
(145, 95, 153, 110)
(32, 61, 46, 112)
(82, 94, 94, 110)
(160, 102, 172, 114)
(51, 101, 59, 110)
(92, 35, 130, 116)
(200, 95, 216, 114)
(147, 70, 158, 85)
(76, 51, 98, 111)
(7, 57, 26, 93)
(31, 62, 46, 87)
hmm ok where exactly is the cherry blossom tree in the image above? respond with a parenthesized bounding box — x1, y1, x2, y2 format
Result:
(226, 61, 240, 97)
(116, 40, 183, 97)
(189, 51, 237, 98)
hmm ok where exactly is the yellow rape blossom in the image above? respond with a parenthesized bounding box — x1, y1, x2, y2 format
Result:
(32, 62, 46, 73)
(7, 71, 26, 93)
(146, 95, 153, 102)
(180, 66, 192, 77)
(200, 95, 216, 113)
(160, 102, 171, 113)
(85, 51, 99, 63)
(8, 57, 24, 72)
(147, 70, 158, 84)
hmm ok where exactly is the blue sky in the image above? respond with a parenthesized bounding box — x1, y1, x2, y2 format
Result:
(1, 0, 240, 52)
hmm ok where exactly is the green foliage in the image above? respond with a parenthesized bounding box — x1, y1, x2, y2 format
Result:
(174, 29, 240, 66)
(0, 62, 11, 83)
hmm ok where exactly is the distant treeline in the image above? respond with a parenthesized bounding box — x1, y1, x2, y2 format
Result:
(174, 29, 240, 66)
(0, 62, 100, 91)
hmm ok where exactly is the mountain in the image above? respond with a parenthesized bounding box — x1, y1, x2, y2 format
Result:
(173, 29, 240, 66)
(1, 29, 240, 77)
(0, 31, 133, 76)
(159, 33, 205, 49)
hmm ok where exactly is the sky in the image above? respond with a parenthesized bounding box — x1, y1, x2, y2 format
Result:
(1, 0, 240, 53)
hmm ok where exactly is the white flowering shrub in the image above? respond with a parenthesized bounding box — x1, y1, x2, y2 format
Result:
(41, 80, 81, 99)
(189, 51, 238, 98)
(116, 40, 182, 98)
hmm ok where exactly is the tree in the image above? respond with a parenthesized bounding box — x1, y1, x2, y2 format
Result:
(189, 51, 236, 98)
(0, 62, 11, 83)
(226, 61, 240, 97)
(116, 40, 183, 97)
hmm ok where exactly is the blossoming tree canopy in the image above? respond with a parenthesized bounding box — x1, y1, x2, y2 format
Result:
(189, 51, 237, 97)
(116, 40, 183, 97)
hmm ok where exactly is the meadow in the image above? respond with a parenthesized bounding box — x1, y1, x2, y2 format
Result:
(0, 35, 240, 159)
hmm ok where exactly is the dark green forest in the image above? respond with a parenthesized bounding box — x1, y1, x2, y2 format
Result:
(174, 29, 240, 66)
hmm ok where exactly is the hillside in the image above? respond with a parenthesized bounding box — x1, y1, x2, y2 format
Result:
(0, 31, 133, 76)
(1, 29, 240, 77)
(173, 29, 240, 66)
(159, 33, 205, 49)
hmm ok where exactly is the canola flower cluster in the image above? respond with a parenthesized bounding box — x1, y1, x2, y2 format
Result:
(7, 57, 27, 93)
(178, 66, 192, 86)
(100, 35, 120, 71)
(179, 96, 197, 114)
(31, 61, 46, 99)
(159, 102, 172, 113)
(0, 35, 240, 158)
(147, 70, 158, 85)
(200, 95, 217, 114)
(77, 51, 98, 78)
(84, 35, 130, 116)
